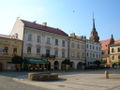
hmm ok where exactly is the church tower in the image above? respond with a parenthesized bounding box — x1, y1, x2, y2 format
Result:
(110, 34, 114, 44)
(89, 15, 99, 42)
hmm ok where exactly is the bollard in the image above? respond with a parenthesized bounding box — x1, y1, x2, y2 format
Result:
(105, 70, 109, 79)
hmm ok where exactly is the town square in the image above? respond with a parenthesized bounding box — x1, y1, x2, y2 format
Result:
(0, 0, 120, 90)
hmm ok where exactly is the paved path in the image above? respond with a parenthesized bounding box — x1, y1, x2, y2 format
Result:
(0, 74, 49, 90)
(14, 68, 120, 90)
(0, 68, 120, 90)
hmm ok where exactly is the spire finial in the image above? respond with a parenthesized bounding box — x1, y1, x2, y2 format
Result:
(92, 12, 96, 30)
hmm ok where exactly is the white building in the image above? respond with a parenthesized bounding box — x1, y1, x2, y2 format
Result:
(86, 40, 101, 67)
(69, 33, 86, 70)
(10, 18, 69, 70)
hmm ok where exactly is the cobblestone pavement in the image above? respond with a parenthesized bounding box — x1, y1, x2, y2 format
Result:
(0, 75, 50, 90)
(14, 68, 120, 90)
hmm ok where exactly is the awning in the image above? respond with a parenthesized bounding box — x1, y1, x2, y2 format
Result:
(23, 57, 49, 64)
(111, 62, 117, 65)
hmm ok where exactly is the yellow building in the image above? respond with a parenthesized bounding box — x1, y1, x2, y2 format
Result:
(110, 44, 120, 66)
(0, 34, 22, 71)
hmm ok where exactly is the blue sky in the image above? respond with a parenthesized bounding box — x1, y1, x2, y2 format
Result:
(0, 0, 120, 40)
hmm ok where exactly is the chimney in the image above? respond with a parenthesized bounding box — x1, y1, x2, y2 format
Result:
(33, 21, 36, 24)
(43, 22, 47, 26)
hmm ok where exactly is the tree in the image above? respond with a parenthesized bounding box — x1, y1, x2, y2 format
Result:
(62, 59, 71, 71)
(94, 60, 101, 68)
(12, 55, 23, 64)
(62, 59, 71, 65)
(11, 55, 23, 71)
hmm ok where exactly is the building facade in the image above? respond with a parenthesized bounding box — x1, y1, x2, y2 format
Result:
(0, 34, 22, 71)
(110, 44, 120, 67)
(10, 18, 69, 70)
(86, 40, 101, 67)
(69, 33, 86, 70)
(86, 15, 101, 67)
(100, 35, 115, 66)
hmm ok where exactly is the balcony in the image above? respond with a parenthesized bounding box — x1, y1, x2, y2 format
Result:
(41, 54, 56, 58)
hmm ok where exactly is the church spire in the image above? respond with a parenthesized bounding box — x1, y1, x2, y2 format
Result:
(89, 13, 99, 42)
(110, 34, 114, 44)
(92, 13, 96, 32)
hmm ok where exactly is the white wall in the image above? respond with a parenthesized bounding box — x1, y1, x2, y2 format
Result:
(23, 27, 69, 60)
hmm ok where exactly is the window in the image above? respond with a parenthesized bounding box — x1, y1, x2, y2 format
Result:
(71, 42, 74, 48)
(90, 53, 92, 57)
(4, 47, 8, 54)
(112, 56, 114, 60)
(13, 48, 17, 54)
(28, 34, 32, 41)
(87, 52, 89, 57)
(118, 48, 120, 52)
(46, 49, 50, 57)
(86, 44, 88, 48)
(47, 38, 50, 44)
(55, 39, 58, 46)
(77, 52, 80, 58)
(36, 47, 40, 54)
(96, 46, 98, 51)
(90, 45, 91, 49)
(96, 54, 98, 58)
(93, 46, 94, 50)
(111, 48, 114, 53)
(55, 49, 58, 57)
(118, 55, 120, 59)
(37, 36, 40, 43)
(62, 40, 65, 47)
(27, 47, 31, 54)
(62, 49, 65, 58)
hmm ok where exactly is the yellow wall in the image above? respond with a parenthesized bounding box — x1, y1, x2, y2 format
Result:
(110, 45, 120, 63)
(0, 37, 22, 70)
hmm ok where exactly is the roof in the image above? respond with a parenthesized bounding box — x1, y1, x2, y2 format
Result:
(21, 20, 68, 37)
(110, 44, 120, 47)
(100, 39, 112, 50)
(0, 34, 22, 41)
(115, 40, 120, 44)
(0, 34, 10, 38)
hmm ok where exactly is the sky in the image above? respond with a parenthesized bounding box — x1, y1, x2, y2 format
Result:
(0, 0, 120, 40)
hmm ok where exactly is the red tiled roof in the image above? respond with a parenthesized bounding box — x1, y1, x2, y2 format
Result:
(114, 40, 120, 44)
(100, 39, 111, 50)
(21, 20, 68, 37)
